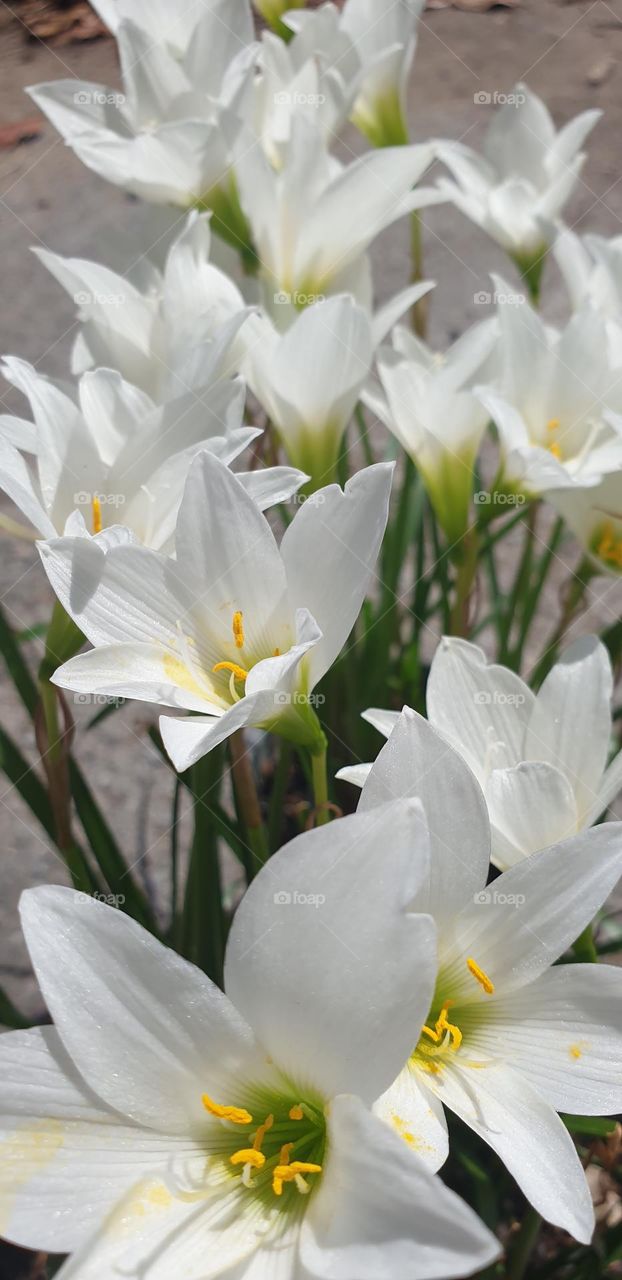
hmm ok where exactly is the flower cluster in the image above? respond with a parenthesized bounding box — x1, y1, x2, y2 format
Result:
(1, 2, 622, 1278)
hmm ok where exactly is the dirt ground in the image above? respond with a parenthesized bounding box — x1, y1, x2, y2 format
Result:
(1, 0, 622, 1021)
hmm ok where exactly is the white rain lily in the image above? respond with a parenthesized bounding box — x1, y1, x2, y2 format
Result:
(547, 469, 622, 577)
(39, 452, 393, 769)
(474, 282, 622, 498)
(0, 358, 302, 551)
(552, 226, 622, 363)
(34, 213, 248, 403)
(340, 0, 424, 147)
(235, 114, 438, 311)
(0, 817, 501, 1278)
(363, 315, 498, 542)
(343, 708, 622, 1241)
(339, 635, 622, 869)
(28, 4, 256, 249)
(254, 22, 359, 164)
(436, 84, 600, 280)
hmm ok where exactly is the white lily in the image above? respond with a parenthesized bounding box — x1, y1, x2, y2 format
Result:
(235, 114, 437, 311)
(0, 357, 304, 552)
(0, 812, 501, 1278)
(340, 0, 424, 147)
(474, 282, 622, 498)
(436, 84, 600, 282)
(547, 469, 622, 577)
(34, 213, 248, 403)
(254, 21, 359, 164)
(339, 634, 622, 869)
(346, 708, 622, 1241)
(363, 315, 498, 542)
(28, 4, 256, 251)
(39, 451, 393, 769)
(243, 295, 379, 485)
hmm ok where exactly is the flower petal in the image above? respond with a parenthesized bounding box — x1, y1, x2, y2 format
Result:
(281, 462, 394, 686)
(0, 1026, 198, 1253)
(301, 1095, 500, 1279)
(53, 642, 219, 713)
(373, 1065, 449, 1171)
(20, 886, 264, 1134)
(358, 708, 491, 923)
(224, 800, 436, 1103)
(485, 761, 579, 869)
(428, 1064, 594, 1242)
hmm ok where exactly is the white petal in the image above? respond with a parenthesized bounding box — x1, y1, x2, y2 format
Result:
(52, 642, 217, 713)
(362, 707, 402, 738)
(225, 800, 437, 1104)
(359, 708, 491, 924)
(373, 1065, 449, 1171)
(473, 963, 622, 1115)
(335, 762, 372, 788)
(441, 823, 622, 996)
(20, 886, 264, 1134)
(302, 1095, 500, 1279)
(0, 1026, 197, 1252)
(485, 762, 579, 869)
(281, 463, 393, 686)
(525, 636, 613, 824)
(0, 439, 55, 537)
(236, 466, 308, 511)
(585, 748, 622, 825)
(159, 692, 280, 773)
(427, 636, 535, 785)
(429, 1064, 594, 1242)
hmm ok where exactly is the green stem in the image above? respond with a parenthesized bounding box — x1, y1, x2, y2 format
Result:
(230, 729, 270, 877)
(449, 527, 479, 637)
(268, 741, 292, 853)
(411, 211, 427, 338)
(506, 1207, 543, 1280)
(355, 403, 375, 468)
(310, 743, 330, 825)
(531, 557, 593, 687)
(36, 675, 92, 891)
(182, 753, 226, 985)
(499, 504, 538, 666)
(510, 516, 564, 667)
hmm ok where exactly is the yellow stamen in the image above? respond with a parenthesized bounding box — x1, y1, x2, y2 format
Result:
(233, 611, 244, 649)
(201, 1093, 253, 1125)
(91, 495, 102, 534)
(421, 1004, 462, 1050)
(466, 958, 495, 995)
(212, 661, 248, 682)
(230, 1148, 265, 1169)
(596, 521, 622, 568)
(546, 418, 561, 432)
(253, 1114, 274, 1151)
(273, 648, 281, 657)
(289, 1104, 304, 1121)
(548, 442, 562, 459)
(279, 1142, 294, 1165)
(272, 1162, 322, 1197)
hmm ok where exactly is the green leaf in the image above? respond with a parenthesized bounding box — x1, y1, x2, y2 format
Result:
(561, 1113, 618, 1138)
(0, 983, 29, 1029)
(0, 601, 38, 717)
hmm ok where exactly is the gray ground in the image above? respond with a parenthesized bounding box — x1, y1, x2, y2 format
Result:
(1, 0, 622, 1017)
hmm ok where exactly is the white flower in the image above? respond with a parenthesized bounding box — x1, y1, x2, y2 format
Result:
(27, 4, 256, 229)
(436, 84, 600, 268)
(0, 815, 500, 1277)
(235, 115, 437, 309)
(474, 282, 622, 498)
(339, 635, 622, 869)
(547, 469, 622, 577)
(554, 226, 622, 319)
(0, 358, 300, 552)
(363, 315, 498, 542)
(340, 0, 424, 146)
(34, 213, 249, 403)
(243, 294, 429, 486)
(39, 452, 393, 769)
(346, 708, 622, 1241)
(253, 0, 306, 32)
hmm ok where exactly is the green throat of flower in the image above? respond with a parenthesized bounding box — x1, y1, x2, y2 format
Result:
(202, 1085, 326, 1207)
(411, 957, 495, 1076)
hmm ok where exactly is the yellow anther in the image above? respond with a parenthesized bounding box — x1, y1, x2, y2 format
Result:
(91, 495, 102, 534)
(201, 1093, 253, 1125)
(212, 661, 248, 682)
(230, 1148, 265, 1169)
(232, 611, 244, 649)
(289, 1104, 304, 1121)
(273, 648, 281, 657)
(421, 1004, 462, 1050)
(272, 1162, 322, 1197)
(548, 442, 562, 460)
(253, 1113, 274, 1151)
(546, 418, 561, 432)
(466, 958, 495, 995)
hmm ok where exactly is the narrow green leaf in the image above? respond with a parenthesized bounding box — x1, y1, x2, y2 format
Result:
(69, 761, 157, 932)
(561, 1113, 617, 1138)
